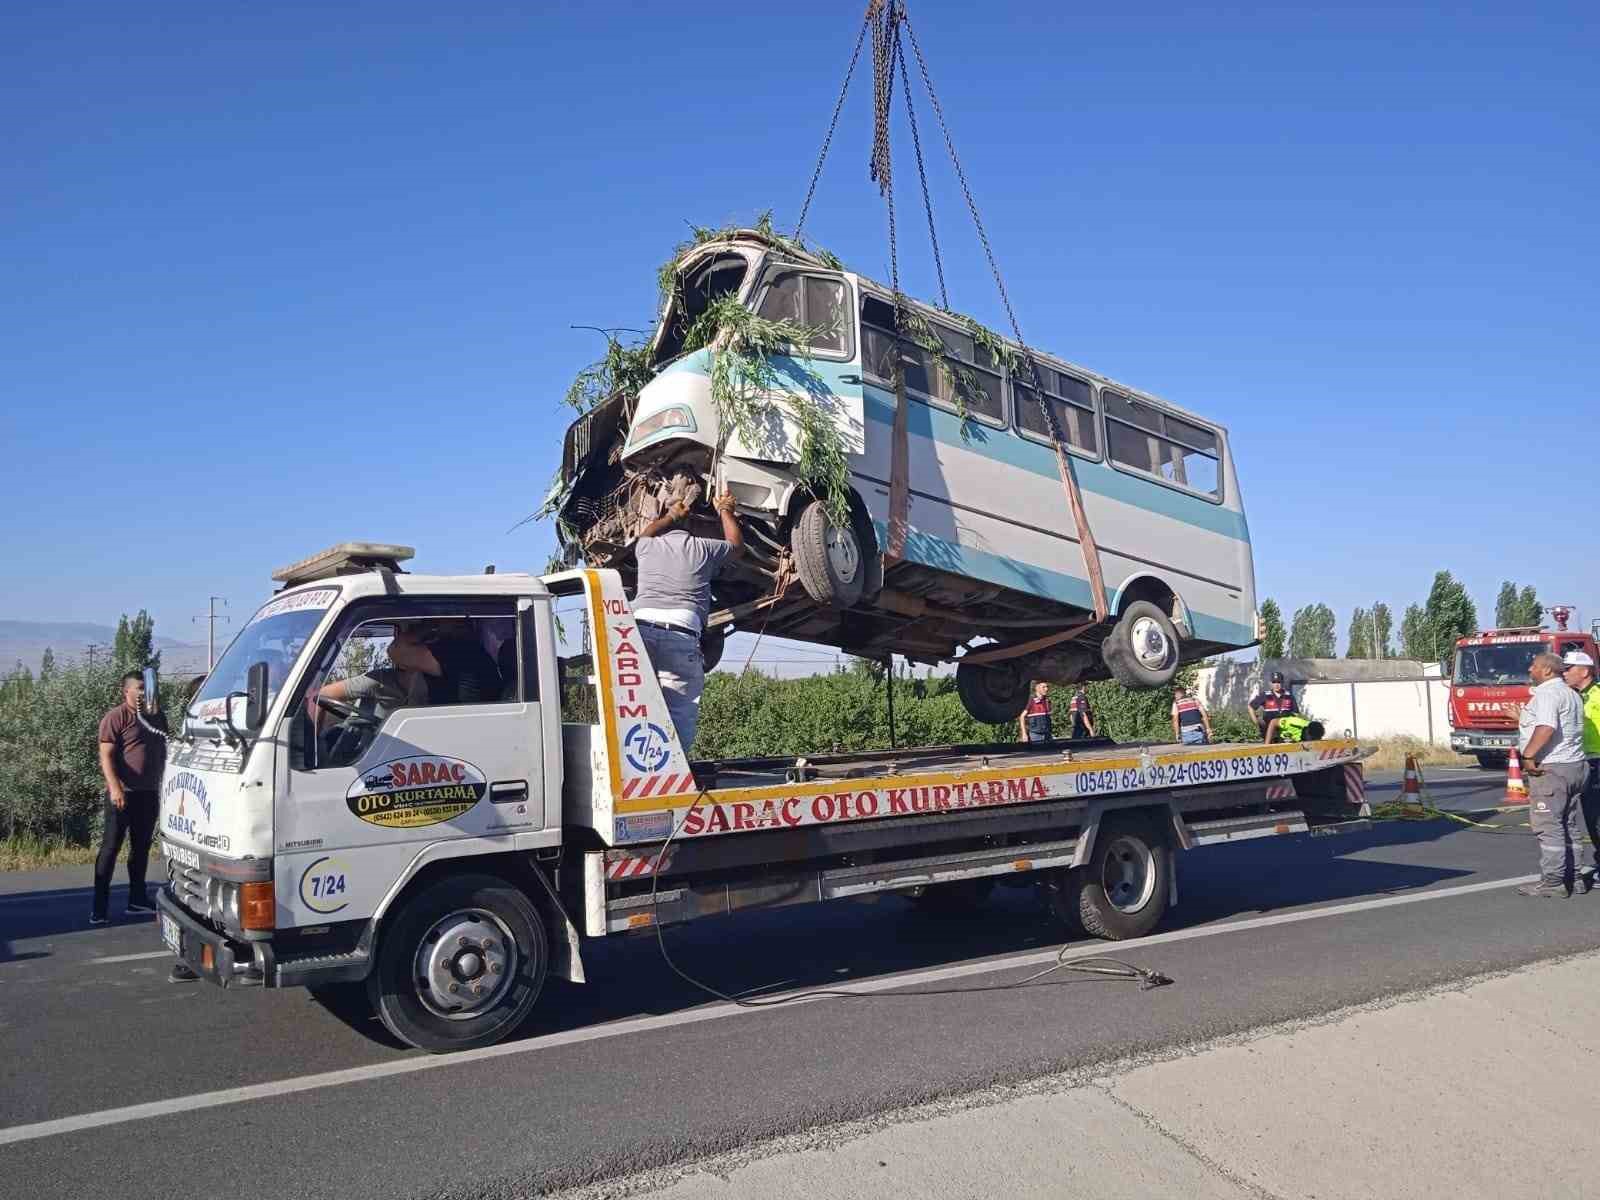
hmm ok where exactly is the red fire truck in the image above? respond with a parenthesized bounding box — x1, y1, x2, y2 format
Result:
(1447, 606, 1597, 767)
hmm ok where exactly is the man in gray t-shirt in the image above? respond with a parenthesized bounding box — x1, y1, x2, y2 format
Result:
(631, 488, 743, 751)
(1517, 651, 1593, 897)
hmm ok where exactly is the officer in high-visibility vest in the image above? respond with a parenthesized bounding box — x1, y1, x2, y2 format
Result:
(1562, 650, 1600, 891)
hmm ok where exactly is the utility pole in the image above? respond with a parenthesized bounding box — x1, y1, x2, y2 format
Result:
(85, 643, 105, 668)
(194, 596, 229, 671)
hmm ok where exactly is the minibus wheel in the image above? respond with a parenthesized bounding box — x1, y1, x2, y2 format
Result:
(955, 658, 1029, 724)
(792, 500, 865, 608)
(369, 874, 547, 1053)
(1101, 601, 1180, 688)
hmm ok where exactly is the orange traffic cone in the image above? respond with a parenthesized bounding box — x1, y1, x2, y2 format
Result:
(1505, 748, 1529, 805)
(1401, 754, 1429, 809)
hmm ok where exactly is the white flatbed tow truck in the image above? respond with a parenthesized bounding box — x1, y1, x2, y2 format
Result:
(153, 544, 1371, 1052)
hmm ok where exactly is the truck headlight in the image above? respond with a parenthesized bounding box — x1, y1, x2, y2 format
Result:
(629, 406, 696, 444)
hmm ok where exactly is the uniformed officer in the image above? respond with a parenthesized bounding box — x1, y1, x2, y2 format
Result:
(1018, 681, 1053, 743)
(1562, 650, 1600, 890)
(1249, 671, 1299, 743)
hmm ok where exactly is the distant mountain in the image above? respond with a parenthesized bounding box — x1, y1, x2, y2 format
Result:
(0, 620, 210, 675)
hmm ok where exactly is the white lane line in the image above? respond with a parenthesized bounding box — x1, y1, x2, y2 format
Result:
(0, 872, 1538, 1148)
(87, 951, 171, 965)
(0, 889, 95, 906)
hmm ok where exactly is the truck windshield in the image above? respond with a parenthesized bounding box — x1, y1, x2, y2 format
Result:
(1453, 644, 1540, 686)
(187, 588, 339, 728)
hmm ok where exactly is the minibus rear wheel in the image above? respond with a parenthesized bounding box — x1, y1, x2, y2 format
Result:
(792, 500, 865, 608)
(1101, 601, 1181, 689)
(955, 658, 1030, 724)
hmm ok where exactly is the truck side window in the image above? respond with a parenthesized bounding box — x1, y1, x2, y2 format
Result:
(289, 604, 524, 771)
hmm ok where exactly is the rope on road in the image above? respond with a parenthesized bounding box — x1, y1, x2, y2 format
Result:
(648, 789, 1172, 1008)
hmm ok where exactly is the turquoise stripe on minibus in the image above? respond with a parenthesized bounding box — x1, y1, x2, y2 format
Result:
(873, 521, 1256, 648)
(652, 352, 1249, 545)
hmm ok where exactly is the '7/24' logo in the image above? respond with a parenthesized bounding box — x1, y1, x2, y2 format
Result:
(623, 722, 671, 773)
(299, 856, 351, 915)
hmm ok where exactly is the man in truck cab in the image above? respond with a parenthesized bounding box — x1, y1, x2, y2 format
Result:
(1250, 671, 1299, 742)
(389, 619, 501, 705)
(631, 487, 744, 750)
(1562, 650, 1600, 891)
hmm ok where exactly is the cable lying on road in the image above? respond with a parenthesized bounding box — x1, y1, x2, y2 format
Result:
(650, 791, 1173, 1008)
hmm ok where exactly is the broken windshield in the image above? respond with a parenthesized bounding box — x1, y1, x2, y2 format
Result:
(652, 250, 753, 364)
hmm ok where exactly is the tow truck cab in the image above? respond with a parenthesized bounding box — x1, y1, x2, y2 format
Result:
(155, 544, 571, 1017)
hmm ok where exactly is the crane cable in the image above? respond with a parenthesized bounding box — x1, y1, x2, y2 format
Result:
(796, 1, 1110, 623)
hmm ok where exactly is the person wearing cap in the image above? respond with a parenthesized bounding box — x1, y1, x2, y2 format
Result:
(1515, 651, 1591, 898)
(1562, 650, 1600, 890)
(1249, 671, 1300, 743)
(1171, 684, 1213, 746)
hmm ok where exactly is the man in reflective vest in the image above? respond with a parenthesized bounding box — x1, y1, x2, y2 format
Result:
(1562, 650, 1600, 890)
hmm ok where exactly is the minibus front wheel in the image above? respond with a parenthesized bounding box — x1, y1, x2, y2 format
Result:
(1101, 601, 1181, 688)
(791, 500, 866, 608)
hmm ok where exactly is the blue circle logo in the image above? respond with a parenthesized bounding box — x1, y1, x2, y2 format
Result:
(623, 722, 671, 773)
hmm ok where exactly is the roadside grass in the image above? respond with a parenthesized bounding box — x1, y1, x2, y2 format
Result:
(0, 836, 165, 872)
(1362, 735, 1477, 772)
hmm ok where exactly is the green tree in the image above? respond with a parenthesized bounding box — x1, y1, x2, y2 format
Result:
(112, 610, 160, 673)
(1288, 603, 1336, 658)
(1259, 598, 1286, 659)
(38, 647, 56, 681)
(1371, 602, 1393, 658)
(1494, 581, 1517, 628)
(1422, 571, 1478, 661)
(1346, 607, 1371, 659)
(1399, 603, 1430, 660)
(1516, 585, 1540, 626)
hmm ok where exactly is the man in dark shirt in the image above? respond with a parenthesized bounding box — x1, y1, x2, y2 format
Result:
(389, 621, 502, 705)
(1249, 671, 1300, 743)
(92, 671, 168, 925)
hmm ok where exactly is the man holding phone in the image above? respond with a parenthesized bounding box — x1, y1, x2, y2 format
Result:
(91, 671, 167, 925)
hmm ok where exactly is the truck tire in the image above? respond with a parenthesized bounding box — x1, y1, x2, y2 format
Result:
(910, 878, 996, 915)
(1474, 751, 1508, 770)
(1064, 815, 1169, 940)
(1101, 601, 1181, 689)
(369, 874, 548, 1054)
(791, 500, 865, 608)
(955, 659, 1030, 725)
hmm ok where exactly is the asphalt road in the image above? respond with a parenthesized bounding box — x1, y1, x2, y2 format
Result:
(1, 762, 1584, 1200)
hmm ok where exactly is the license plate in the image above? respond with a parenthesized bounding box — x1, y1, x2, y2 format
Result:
(161, 913, 182, 955)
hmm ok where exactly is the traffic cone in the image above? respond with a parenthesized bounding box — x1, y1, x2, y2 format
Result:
(1505, 748, 1529, 805)
(1401, 754, 1429, 810)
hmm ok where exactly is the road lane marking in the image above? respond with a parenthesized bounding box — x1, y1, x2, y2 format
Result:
(88, 951, 171, 965)
(0, 871, 1540, 1147)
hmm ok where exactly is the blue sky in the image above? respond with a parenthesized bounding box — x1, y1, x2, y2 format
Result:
(3, 1, 1595, 665)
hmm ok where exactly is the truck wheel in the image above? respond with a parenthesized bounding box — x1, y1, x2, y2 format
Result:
(369, 874, 547, 1054)
(791, 500, 865, 608)
(910, 878, 996, 915)
(1474, 751, 1508, 770)
(1065, 815, 1169, 940)
(1101, 601, 1180, 689)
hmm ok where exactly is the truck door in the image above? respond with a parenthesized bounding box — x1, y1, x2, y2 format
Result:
(272, 596, 544, 930)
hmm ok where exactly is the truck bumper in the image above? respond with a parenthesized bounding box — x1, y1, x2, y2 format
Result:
(1449, 731, 1516, 753)
(156, 890, 269, 988)
(157, 891, 371, 989)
